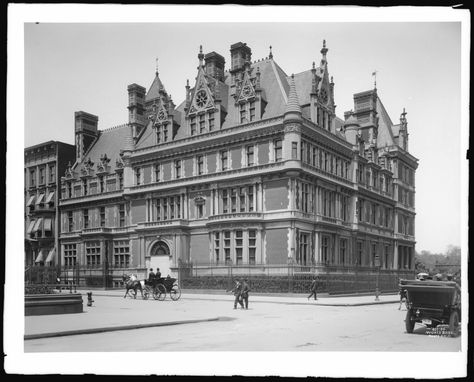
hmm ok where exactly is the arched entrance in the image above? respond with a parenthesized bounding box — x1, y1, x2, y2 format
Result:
(149, 241, 171, 278)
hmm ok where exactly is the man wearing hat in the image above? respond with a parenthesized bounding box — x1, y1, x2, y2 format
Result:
(148, 268, 156, 283)
(155, 268, 162, 279)
(241, 278, 251, 309)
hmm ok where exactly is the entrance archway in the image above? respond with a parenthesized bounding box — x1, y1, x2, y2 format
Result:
(149, 241, 171, 278)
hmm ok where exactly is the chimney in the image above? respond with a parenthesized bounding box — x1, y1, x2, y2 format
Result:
(74, 111, 99, 162)
(229, 42, 252, 73)
(127, 83, 146, 138)
(204, 51, 226, 82)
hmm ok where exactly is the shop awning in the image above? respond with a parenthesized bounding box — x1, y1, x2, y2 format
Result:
(43, 218, 53, 232)
(36, 193, 45, 205)
(35, 250, 46, 263)
(26, 195, 35, 207)
(26, 220, 36, 234)
(45, 248, 55, 263)
(45, 191, 55, 204)
(33, 218, 43, 233)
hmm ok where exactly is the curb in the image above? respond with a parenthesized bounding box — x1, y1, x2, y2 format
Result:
(24, 317, 220, 341)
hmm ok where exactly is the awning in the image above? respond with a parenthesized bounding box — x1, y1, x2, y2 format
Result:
(35, 250, 46, 263)
(33, 218, 43, 233)
(43, 218, 53, 232)
(26, 220, 36, 234)
(26, 195, 35, 207)
(36, 193, 45, 205)
(45, 191, 55, 204)
(45, 248, 55, 263)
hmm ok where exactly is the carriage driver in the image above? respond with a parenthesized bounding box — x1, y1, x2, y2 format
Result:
(155, 268, 162, 279)
(148, 268, 156, 283)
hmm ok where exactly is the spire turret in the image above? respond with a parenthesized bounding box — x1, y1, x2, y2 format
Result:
(284, 74, 302, 120)
(198, 45, 204, 67)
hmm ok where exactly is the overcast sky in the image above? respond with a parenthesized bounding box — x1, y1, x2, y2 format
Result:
(21, 12, 466, 255)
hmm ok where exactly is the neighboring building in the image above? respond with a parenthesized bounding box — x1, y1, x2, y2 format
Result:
(25, 141, 76, 267)
(58, 41, 418, 285)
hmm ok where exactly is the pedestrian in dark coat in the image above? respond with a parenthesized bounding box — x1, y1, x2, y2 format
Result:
(307, 276, 318, 300)
(229, 279, 244, 309)
(241, 278, 251, 309)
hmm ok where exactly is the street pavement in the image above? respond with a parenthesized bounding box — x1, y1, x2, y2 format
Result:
(25, 289, 399, 339)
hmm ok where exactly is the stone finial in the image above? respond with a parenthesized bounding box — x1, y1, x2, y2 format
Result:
(198, 45, 204, 66)
(155, 58, 159, 76)
(269, 45, 273, 59)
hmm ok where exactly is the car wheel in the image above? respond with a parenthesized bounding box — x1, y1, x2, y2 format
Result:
(449, 311, 459, 337)
(405, 310, 415, 333)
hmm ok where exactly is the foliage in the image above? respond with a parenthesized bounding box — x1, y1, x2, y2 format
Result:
(415, 245, 461, 275)
(25, 284, 55, 295)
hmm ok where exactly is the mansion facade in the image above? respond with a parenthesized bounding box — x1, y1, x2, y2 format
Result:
(58, 41, 418, 278)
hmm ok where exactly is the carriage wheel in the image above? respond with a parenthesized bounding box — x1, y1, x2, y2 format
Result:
(405, 310, 415, 333)
(170, 285, 181, 301)
(153, 284, 166, 301)
(449, 311, 459, 337)
(143, 287, 150, 300)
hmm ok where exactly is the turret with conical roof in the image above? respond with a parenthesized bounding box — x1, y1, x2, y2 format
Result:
(284, 74, 302, 122)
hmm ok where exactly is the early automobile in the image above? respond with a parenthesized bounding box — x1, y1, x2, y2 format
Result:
(400, 279, 461, 337)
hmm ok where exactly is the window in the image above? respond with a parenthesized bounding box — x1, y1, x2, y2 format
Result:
(197, 155, 204, 175)
(214, 232, 220, 263)
(119, 204, 125, 227)
(170, 197, 176, 219)
(340, 239, 347, 265)
(135, 169, 141, 185)
(246, 145, 254, 166)
(208, 112, 215, 131)
(300, 142, 305, 163)
(302, 183, 309, 213)
(220, 150, 228, 171)
(231, 188, 237, 213)
(384, 245, 390, 269)
(322, 237, 329, 263)
(83, 209, 89, 229)
(154, 164, 160, 182)
(222, 190, 229, 213)
(248, 186, 254, 212)
(292, 142, 298, 159)
(274, 139, 282, 161)
(341, 196, 347, 221)
(98, 176, 104, 193)
(67, 182, 72, 198)
(175, 160, 182, 179)
(224, 231, 231, 264)
(298, 233, 309, 265)
(156, 127, 161, 143)
(30, 169, 36, 187)
(249, 101, 256, 121)
(239, 187, 246, 212)
(199, 114, 206, 133)
(372, 203, 377, 225)
(235, 230, 243, 264)
(163, 125, 168, 141)
(240, 103, 246, 123)
(312, 146, 317, 167)
(83, 179, 88, 196)
(197, 203, 204, 219)
(176, 197, 181, 219)
(114, 240, 130, 268)
(372, 243, 378, 267)
(118, 172, 123, 189)
(190, 117, 196, 135)
(64, 244, 77, 268)
(38, 167, 45, 185)
(100, 207, 106, 227)
(85, 241, 101, 268)
(155, 198, 161, 220)
(356, 241, 363, 266)
(248, 230, 256, 264)
(67, 211, 73, 232)
(49, 164, 55, 183)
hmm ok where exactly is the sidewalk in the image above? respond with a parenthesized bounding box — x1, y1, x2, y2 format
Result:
(24, 290, 399, 340)
(78, 288, 399, 307)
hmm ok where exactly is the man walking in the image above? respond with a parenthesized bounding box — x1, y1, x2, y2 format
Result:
(230, 279, 244, 309)
(308, 276, 318, 300)
(241, 278, 251, 309)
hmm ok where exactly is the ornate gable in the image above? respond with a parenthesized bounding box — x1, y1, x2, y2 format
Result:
(188, 67, 215, 116)
(96, 154, 111, 174)
(236, 69, 256, 103)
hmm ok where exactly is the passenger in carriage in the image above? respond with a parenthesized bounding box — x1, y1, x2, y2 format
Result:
(155, 268, 162, 280)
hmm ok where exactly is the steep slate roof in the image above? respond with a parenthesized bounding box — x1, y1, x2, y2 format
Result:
(146, 73, 166, 102)
(375, 97, 396, 147)
(74, 124, 130, 173)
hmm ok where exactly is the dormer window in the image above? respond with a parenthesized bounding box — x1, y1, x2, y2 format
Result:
(208, 112, 215, 131)
(199, 114, 206, 133)
(190, 117, 196, 135)
(135, 168, 141, 185)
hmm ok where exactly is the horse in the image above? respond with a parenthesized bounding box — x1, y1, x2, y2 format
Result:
(122, 274, 145, 299)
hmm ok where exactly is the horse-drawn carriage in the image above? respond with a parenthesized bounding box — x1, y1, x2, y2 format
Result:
(400, 279, 461, 337)
(143, 276, 181, 301)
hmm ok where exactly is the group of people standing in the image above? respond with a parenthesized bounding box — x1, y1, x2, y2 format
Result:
(229, 278, 251, 309)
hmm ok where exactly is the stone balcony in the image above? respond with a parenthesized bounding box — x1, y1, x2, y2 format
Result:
(207, 212, 263, 225)
(135, 219, 189, 231)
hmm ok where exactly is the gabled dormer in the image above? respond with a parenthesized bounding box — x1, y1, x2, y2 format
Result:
(186, 46, 226, 135)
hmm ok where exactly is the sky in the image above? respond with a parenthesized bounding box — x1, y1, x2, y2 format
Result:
(7, 5, 470, 378)
(22, 20, 464, 254)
